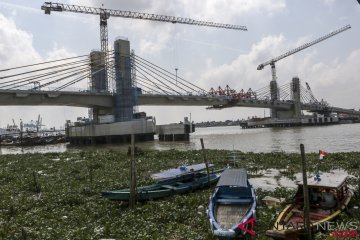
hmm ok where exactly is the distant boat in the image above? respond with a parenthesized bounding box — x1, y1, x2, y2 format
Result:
(266, 173, 352, 239)
(102, 168, 222, 201)
(208, 168, 256, 239)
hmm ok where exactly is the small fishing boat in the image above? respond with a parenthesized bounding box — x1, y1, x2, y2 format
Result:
(208, 168, 256, 239)
(102, 169, 222, 201)
(151, 163, 214, 181)
(266, 173, 352, 239)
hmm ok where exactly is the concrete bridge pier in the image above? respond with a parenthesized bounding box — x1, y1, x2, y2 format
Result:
(291, 77, 301, 119)
(270, 80, 279, 118)
(157, 117, 195, 141)
(271, 77, 301, 120)
(114, 38, 135, 122)
(89, 51, 108, 123)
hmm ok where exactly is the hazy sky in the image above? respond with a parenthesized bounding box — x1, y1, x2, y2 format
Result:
(0, 0, 359, 127)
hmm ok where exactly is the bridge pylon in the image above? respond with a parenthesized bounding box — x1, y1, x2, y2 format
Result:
(89, 50, 109, 123)
(114, 38, 136, 122)
(270, 80, 279, 118)
(291, 77, 301, 119)
(271, 77, 302, 119)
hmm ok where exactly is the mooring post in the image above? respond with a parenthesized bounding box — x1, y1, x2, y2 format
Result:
(300, 144, 312, 239)
(200, 138, 211, 185)
(129, 134, 136, 208)
(32, 171, 40, 193)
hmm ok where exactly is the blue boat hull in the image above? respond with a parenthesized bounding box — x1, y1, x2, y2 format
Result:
(102, 172, 222, 201)
(208, 169, 256, 239)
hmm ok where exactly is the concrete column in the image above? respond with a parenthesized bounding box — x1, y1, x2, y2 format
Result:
(114, 38, 134, 122)
(291, 77, 301, 119)
(90, 51, 107, 122)
(270, 80, 278, 118)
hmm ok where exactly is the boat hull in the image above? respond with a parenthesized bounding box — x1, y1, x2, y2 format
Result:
(266, 190, 352, 239)
(102, 172, 221, 201)
(208, 169, 257, 239)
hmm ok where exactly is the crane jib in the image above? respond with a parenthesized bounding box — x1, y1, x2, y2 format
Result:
(41, 1, 247, 92)
(41, 2, 247, 31)
(257, 24, 351, 74)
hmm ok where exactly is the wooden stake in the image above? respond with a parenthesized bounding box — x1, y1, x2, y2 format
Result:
(200, 138, 211, 185)
(32, 171, 41, 193)
(129, 134, 136, 208)
(300, 144, 312, 239)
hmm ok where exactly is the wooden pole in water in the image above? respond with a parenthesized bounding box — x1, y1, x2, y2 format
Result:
(300, 144, 312, 239)
(200, 138, 211, 185)
(129, 134, 136, 208)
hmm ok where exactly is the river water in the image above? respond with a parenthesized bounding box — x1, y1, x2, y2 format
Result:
(1, 123, 359, 154)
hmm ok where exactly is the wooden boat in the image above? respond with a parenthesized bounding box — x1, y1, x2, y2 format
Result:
(266, 173, 352, 239)
(102, 170, 222, 201)
(151, 163, 214, 181)
(208, 168, 256, 239)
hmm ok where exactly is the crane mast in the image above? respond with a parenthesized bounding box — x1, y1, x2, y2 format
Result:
(257, 24, 351, 82)
(42, 2, 247, 91)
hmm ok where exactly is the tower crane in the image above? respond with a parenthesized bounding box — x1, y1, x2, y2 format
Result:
(41, 2, 247, 89)
(257, 25, 351, 83)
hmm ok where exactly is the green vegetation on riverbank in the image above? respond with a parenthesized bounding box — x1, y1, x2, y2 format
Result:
(0, 150, 359, 239)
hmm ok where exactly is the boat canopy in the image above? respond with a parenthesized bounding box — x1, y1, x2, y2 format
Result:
(151, 163, 214, 180)
(216, 168, 248, 187)
(298, 173, 348, 189)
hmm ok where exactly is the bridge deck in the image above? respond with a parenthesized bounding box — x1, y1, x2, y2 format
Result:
(0, 89, 359, 116)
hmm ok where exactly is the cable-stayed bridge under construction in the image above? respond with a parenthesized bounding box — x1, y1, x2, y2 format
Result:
(1, 38, 359, 143)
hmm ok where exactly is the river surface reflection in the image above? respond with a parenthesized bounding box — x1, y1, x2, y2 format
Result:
(1, 123, 359, 154)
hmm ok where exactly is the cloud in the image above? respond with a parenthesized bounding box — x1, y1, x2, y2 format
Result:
(197, 35, 287, 91)
(0, 14, 41, 68)
(196, 33, 360, 110)
(70, 0, 286, 56)
(181, 0, 286, 21)
(0, 2, 39, 14)
(318, 0, 336, 5)
(0, 13, 88, 127)
(304, 48, 360, 108)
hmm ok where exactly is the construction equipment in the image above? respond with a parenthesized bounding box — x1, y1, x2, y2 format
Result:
(257, 25, 351, 82)
(41, 2, 247, 91)
(36, 114, 41, 132)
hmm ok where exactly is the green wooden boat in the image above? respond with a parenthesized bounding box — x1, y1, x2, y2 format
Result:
(102, 171, 222, 201)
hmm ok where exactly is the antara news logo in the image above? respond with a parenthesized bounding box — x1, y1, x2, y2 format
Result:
(273, 221, 359, 239)
(318, 221, 359, 239)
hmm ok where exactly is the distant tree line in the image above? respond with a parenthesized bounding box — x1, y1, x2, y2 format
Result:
(195, 119, 244, 128)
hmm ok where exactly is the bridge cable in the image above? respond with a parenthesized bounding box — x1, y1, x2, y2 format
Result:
(0, 54, 90, 73)
(54, 60, 115, 91)
(0, 62, 90, 88)
(134, 62, 183, 95)
(2, 57, 111, 90)
(10, 64, 88, 89)
(135, 76, 173, 95)
(134, 79, 165, 95)
(48, 60, 114, 91)
(0, 58, 92, 80)
(133, 54, 207, 94)
(1, 62, 92, 89)
(133, 58, 190, 94)
(134, 68, 173, 95)
(0, 50, 113, 82)
(133, 55, 205, 95)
